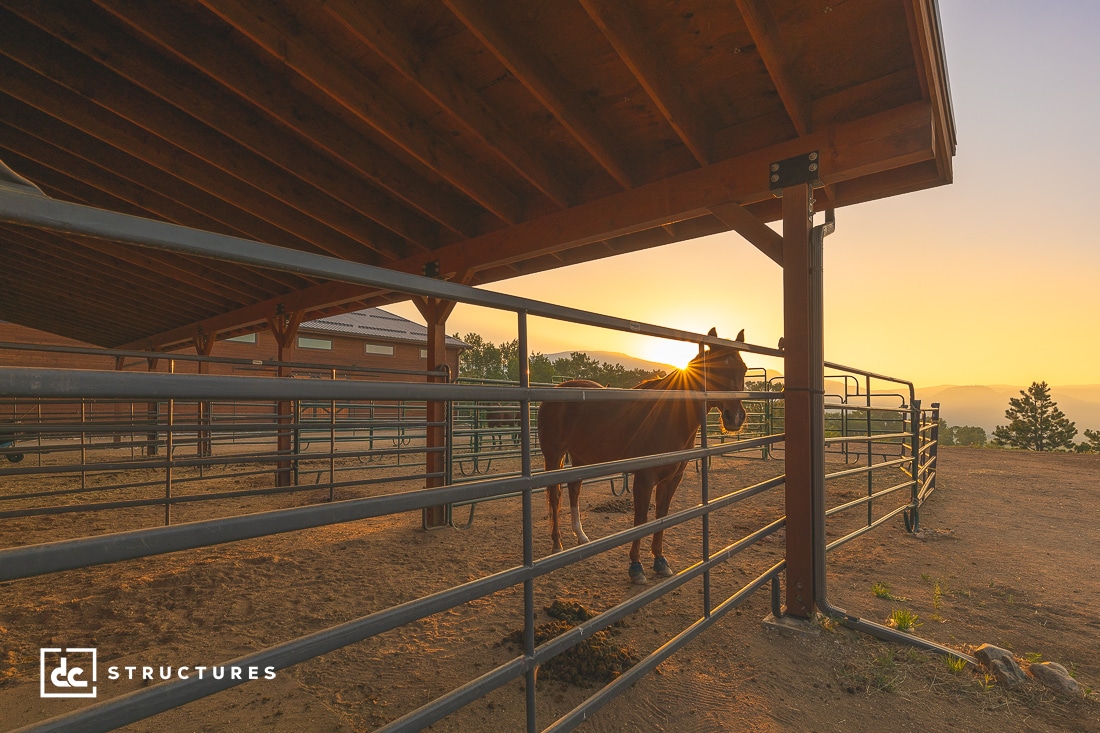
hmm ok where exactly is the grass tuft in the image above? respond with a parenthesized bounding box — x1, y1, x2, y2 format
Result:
(885, 608, 922, 633)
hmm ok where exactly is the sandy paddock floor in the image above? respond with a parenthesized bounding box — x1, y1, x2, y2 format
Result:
(1, 447, 1098, 732)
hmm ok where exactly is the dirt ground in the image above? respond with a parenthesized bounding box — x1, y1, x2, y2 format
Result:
(1, 446, 1098, 732)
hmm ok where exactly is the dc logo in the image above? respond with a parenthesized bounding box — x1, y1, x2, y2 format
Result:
(39, 648, 97, 698)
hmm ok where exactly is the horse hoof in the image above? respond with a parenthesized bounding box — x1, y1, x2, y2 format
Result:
(653, 557, 674, 577)
(551, 545, 563, 554)
(629, 562, 647, 584)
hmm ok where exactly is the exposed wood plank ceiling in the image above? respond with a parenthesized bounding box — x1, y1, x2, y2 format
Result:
(0, 0, 954, 352)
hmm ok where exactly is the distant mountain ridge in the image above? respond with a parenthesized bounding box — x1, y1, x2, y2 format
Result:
(915, 384, 1100, 434)
(543, 351, 675, 374)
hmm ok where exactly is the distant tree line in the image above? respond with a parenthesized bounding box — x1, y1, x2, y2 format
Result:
(937, 421, 987, 447)
(454, 332, 666, 387)
(941, 380, 1100, 453)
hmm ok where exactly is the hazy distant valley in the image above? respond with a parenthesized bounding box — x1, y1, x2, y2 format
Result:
(914, 384, 1100, 434)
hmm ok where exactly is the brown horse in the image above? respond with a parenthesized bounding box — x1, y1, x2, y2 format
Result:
(537, 328, 748, 583)
(484, 404, 521, 447)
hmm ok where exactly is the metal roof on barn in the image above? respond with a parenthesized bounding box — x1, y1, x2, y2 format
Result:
(301, 307, 467, 348)
(0, 0, 954, 352)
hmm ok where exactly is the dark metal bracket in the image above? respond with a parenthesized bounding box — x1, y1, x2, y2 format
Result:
(769, 151, 822, 195)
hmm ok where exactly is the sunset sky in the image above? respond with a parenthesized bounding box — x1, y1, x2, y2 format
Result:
(391, 1, 1100, 388)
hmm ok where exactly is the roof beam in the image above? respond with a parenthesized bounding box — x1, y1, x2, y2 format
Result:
(707, 202, 783, 266)
(0, 94, 339, 285)
(578, 0, 711, 166)
(734, 0, 812, 136)
(444, 0, 637, 189)
(0, 59, 377, 266)
(20, 2, 435, 257)
(322, 0, 576, 209)
(403, 101, 934, 276)
(0, 153, 275, 307)
(196, 0, 523, 225)
(2, 231, 220, 327)
(0, 8, 407, 263)
(131, 101, 935, 350)
(94, 0, 481, 240)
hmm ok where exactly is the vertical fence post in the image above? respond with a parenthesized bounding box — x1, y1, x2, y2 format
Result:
(906, 399, 922, 532)
(330, 369, 337, 502)
(698, 341, 712, 618)
(165, 359, 175, 526)
(928, 403, 940, 495)
(80, 398, 88, 491)
(517, 310, 536, 733)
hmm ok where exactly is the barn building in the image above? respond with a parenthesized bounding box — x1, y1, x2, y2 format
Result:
(0, 307, 465, 380)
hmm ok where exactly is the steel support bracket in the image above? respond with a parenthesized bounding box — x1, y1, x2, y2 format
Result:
(769, 152, 822, 195)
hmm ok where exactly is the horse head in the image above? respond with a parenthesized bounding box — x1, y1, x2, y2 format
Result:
(687, 327, 748, 433)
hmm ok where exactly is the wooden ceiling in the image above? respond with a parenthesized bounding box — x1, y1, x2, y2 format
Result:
(0, 0, 954, 351)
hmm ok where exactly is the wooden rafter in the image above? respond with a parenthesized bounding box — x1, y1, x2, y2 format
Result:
(10, 3, 431, 259)
(196, 0, 524, 225)
(395, 102, 934, 277)
(444, 0, 637, 190)
(129, 101, 935, 351)
(735, 0, 812, 137)
(0, 44, 386, 265)
(94, 0, 481, 240)
(708, 202, 783, 266)
(578, 0, 711, 166)
(322, 0, 576, 209)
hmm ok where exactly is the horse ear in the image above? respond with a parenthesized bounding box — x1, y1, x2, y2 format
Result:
(735, 329, 745, 342)
(707, 327, 717, 337)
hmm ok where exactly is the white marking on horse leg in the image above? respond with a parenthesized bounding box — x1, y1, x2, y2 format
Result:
(570, 505, 590, 545)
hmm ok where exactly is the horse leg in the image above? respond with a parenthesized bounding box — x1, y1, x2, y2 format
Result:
(548, 482, 563, 552)
(629, 471, 656, 584)
(567, 481, 590, 545)
(650, 464, 686, 577)
(543, 451, 565, 553)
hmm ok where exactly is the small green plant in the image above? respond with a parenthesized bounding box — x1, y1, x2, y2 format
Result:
(945, 655, 967, 674)
(930, 581, 944, 622)
(871, 582, 908, 602)
(886, 608, 922, 633)
(1024, 652, 1043, 664)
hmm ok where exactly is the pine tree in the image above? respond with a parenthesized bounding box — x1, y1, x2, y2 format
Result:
(991, 381, 1077, 451)
(1084, 428, 1100, 452)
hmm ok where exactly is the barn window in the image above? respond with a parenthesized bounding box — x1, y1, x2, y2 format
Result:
(364, 343, 395, 356)
(420, 348, 428, 359)
(297, 336, 332, 350)
(225, 333, 256, 343)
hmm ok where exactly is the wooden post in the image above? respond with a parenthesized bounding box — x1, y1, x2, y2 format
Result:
(414, 296, 456, 529)
(268, 309, 303, 488)
(781, 182, 818, 618)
